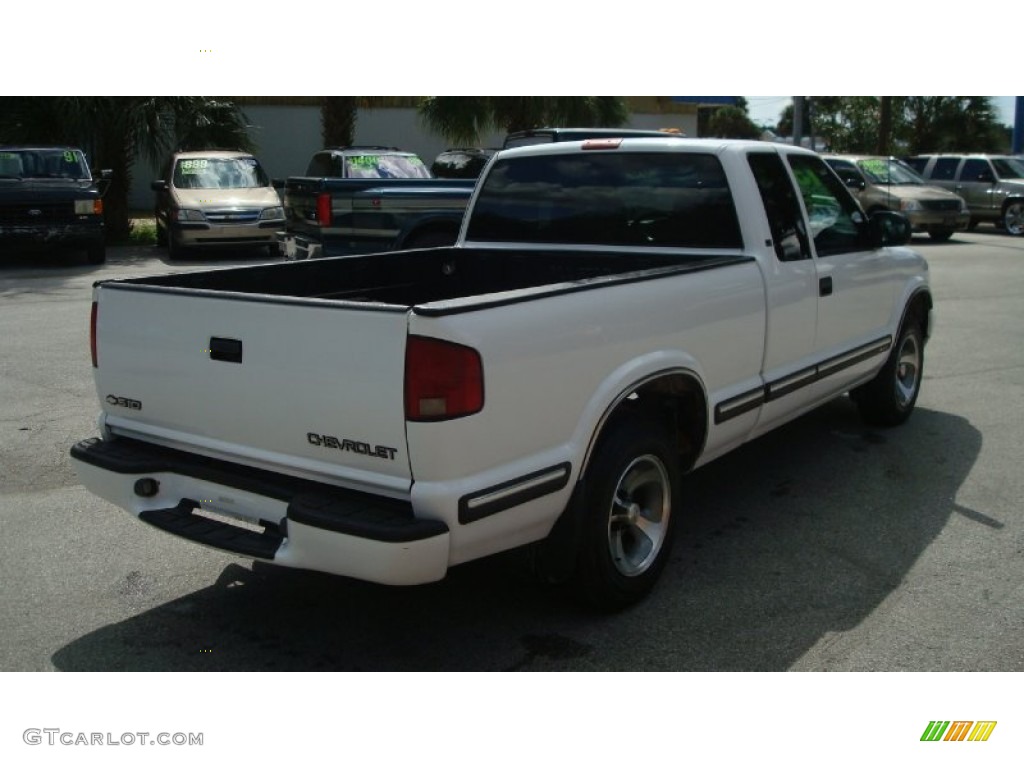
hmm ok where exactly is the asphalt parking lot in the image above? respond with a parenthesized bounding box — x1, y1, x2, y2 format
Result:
(1, 232, 1022, 671)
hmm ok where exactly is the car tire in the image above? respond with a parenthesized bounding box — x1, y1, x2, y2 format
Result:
(85, 243, 106, 265)
(852, 316, 924, 427)
(927, 228, 954, 242)
(166, 233, 184, 261)
(573, 417, 679, 610)
(1002, 200, 1024, 236)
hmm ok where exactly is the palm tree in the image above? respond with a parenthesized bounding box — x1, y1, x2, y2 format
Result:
(0, 97, 253, 240)
(417, 97, 630, 145)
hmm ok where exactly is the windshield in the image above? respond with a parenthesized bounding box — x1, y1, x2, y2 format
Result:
(0, 148, 91, 180)
(344, 154, 431, 179)
(172, 157, 269, 189)
(856, 157, 925, 185)
(992, 157, 1024, 179)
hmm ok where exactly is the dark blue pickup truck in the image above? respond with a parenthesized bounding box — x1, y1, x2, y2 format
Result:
(0, 146, 109, 264)
(277, 147, 477, 260)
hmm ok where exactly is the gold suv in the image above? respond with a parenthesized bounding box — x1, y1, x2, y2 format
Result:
(824, 155, 969, 241)
(152, 150, 284, 259)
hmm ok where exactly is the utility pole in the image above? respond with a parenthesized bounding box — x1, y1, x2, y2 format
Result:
(877, 97, 892, 155)
(1014, 96, 1023, 154)
(792, 97, 805, 148)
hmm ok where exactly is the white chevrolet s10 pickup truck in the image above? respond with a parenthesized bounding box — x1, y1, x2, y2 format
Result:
(72, 139, 932, 608)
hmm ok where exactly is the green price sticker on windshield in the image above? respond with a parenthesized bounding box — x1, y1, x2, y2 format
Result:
(64, 151, 76, 163)
(349, 156, 379, 168)
(180, 159, 209, 173)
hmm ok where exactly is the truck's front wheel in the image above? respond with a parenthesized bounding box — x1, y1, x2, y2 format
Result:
(574, 418, 679, 610)
(852, 318, 924, 426)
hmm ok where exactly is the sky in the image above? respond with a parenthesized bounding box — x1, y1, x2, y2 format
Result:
(744, 96, 1018, 130)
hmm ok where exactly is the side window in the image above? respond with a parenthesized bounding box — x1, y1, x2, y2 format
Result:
(932, 157, 960, 181)
(305, 153, 331, 177)
(904, 157, 928, 174)
(959, 159, 992, 182)
(786, 154, 865, 257)
(747, 152, 810, 262)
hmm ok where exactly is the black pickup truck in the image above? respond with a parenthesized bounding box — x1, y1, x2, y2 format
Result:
(0, 146, 110, 264)
(277, 146, 476, 260)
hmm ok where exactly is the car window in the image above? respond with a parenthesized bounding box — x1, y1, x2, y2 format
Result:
(0, 148, 89, 180)
(857, 158, 925, 185)
(343, 154, 431, 179)
(932, 157, 960, 181)
(467, 151, 743, 249)
(306, 153, 333, 177)
(173, 157, 269, 189)
(786, 154, 865, 257)
(749, 152, 810, 262)
(992, 157, 1024, 179)
(904, 157, 929, 174)
(959, 159, 992, 182)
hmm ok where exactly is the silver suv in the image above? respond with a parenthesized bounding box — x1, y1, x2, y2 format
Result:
(823, 155, 969, 241)
(152, 150, 285, 258)
(906, 154, 1024, 235)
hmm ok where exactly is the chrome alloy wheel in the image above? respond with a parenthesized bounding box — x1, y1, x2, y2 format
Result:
(1004, 202, 1024, 236)
(607, 455, 671, 577)
(895, 332, 921, 408)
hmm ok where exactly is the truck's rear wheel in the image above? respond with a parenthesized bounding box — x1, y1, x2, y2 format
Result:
(853, 317, 923, 426)
(574, 418, 678, 609)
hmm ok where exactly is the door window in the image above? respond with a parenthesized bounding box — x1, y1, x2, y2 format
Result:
(786, 154, 865, 257)
(932, 157, 960, 180)
(748, 152, 810, 262)
(959, 159, 993, 182)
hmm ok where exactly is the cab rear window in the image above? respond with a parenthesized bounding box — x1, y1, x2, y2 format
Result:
(466, 152, 742, 249)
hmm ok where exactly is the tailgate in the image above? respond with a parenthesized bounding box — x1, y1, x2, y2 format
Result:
(92, 285, 412, 496)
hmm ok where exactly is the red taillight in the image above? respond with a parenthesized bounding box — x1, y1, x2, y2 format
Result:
(90, 301, 98, 368)
(405, 336, 483, 421)
(316, 193, 332, 226)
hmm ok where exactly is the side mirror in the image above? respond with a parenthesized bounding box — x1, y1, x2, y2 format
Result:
(844, 176, 866, 191)
(151, 180, 168, 192)
(868, 210, 912, 247)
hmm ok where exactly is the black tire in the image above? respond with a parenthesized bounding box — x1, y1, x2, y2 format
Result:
(267, 241, 283, 259)
(853, 317, 924, 427)
(966, 219, 979, 231)
(166, 232, 184, 261)
(1002, 200, 1024, 236)
(927, 228, 954, 242)
(404, 229, 457, 249)
(85, 242, 106, 265)
(573, 417, 679, 609)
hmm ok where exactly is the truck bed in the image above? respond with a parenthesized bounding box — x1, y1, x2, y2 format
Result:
(104, 247, 748, 314)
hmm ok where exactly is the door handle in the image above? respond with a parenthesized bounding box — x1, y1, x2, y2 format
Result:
(819, 276, 833, 297)
(209, 337, 243, 364)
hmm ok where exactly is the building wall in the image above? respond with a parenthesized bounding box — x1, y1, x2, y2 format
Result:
(129, 103, 698, 209)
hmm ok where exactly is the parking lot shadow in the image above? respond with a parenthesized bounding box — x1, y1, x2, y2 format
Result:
(52, 399, 980, 671)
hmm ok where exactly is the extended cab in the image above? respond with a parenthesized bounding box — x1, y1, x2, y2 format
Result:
(277, 146, 476, 260)
(71, 139, 932, 608)
(0, 146, 109, 264)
